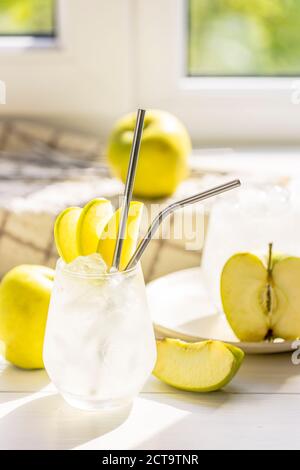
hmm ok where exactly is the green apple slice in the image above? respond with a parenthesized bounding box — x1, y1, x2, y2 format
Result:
(76, 198, 113, 256)
(224, 342, 246, 364)
(97, 201, 144, 270)
(54, 207, 82, 263)
(221, 253, 270, 342)
(153, 338, 244, 392)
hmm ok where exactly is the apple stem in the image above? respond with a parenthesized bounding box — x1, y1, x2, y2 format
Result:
(267, 242, 273, 276)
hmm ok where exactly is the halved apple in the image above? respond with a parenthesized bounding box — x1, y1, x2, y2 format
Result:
(54, 207, 82, 263)
(76, 198, 113, 256)
(221, 244, 300, 341)
(97, 201, 143, 270)
(153, 338, 244, 392)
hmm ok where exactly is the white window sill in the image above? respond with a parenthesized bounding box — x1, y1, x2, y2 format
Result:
(180, 76, 297, 92)
(0, 36, 59, 50)
(191, 147, 300, 178)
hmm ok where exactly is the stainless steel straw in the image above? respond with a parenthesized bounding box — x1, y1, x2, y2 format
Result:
(111, 109, 146, 271)
(126, 179, 241, 270)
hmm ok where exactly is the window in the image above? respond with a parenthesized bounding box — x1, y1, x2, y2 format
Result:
(188, 0, 300, 76)
(0, 0, 299, 145)
(0, 0, 56, 37)
(136, 0, 300, 145)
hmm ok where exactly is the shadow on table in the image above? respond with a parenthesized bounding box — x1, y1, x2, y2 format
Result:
(226, 352, 300, 393)
(136, 391, 233, 450)
(0, 365, 50, 402)
(145, 385, 232, 412)
(135, 352, 300, 449)
(0, 393, 131, 450)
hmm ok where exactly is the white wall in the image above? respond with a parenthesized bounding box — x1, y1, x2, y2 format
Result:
(0, 0, 136, 138)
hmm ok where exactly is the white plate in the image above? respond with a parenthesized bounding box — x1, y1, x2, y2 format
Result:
(147, 267, 295, 354)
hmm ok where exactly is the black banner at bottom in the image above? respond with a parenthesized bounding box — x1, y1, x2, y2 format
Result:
(0, 450, 203, 465)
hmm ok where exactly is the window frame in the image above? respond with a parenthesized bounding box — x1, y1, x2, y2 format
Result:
(186, 0, 300, 79)
(0, 0, 299, 145)
(0, 0, 58, 49)
(135, 0, 300, 146)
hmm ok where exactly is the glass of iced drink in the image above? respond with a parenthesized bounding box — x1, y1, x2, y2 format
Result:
(43, 254, 156, 410)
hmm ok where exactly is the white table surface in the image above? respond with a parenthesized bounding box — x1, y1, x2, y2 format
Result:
(1, 149, 300, 450)
(0, 352, 300, 450)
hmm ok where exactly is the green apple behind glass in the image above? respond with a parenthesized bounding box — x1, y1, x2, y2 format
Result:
(107, 110, 191, 199)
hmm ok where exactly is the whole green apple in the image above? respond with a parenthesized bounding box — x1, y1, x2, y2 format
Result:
(0, 265, 54, 369)
(107, 110, 191, 198)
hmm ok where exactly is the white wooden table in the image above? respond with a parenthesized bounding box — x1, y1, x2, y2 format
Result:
(0, 353, 299, 450)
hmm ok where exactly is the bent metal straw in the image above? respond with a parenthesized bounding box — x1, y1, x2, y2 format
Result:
(126, 179, 241, 270)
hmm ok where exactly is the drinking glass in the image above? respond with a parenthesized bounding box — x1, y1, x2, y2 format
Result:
(43, 259, 156, 410)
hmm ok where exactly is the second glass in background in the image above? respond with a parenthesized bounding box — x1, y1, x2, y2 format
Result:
(202, 183, 300, 311)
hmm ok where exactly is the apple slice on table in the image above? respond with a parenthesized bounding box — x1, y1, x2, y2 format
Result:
(97, 201, 144, 270)
(221, 243, 300, 342)
(153, 338, 244, 392)
(54, 207, 82, 263)
(76, 198, 113, 256)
